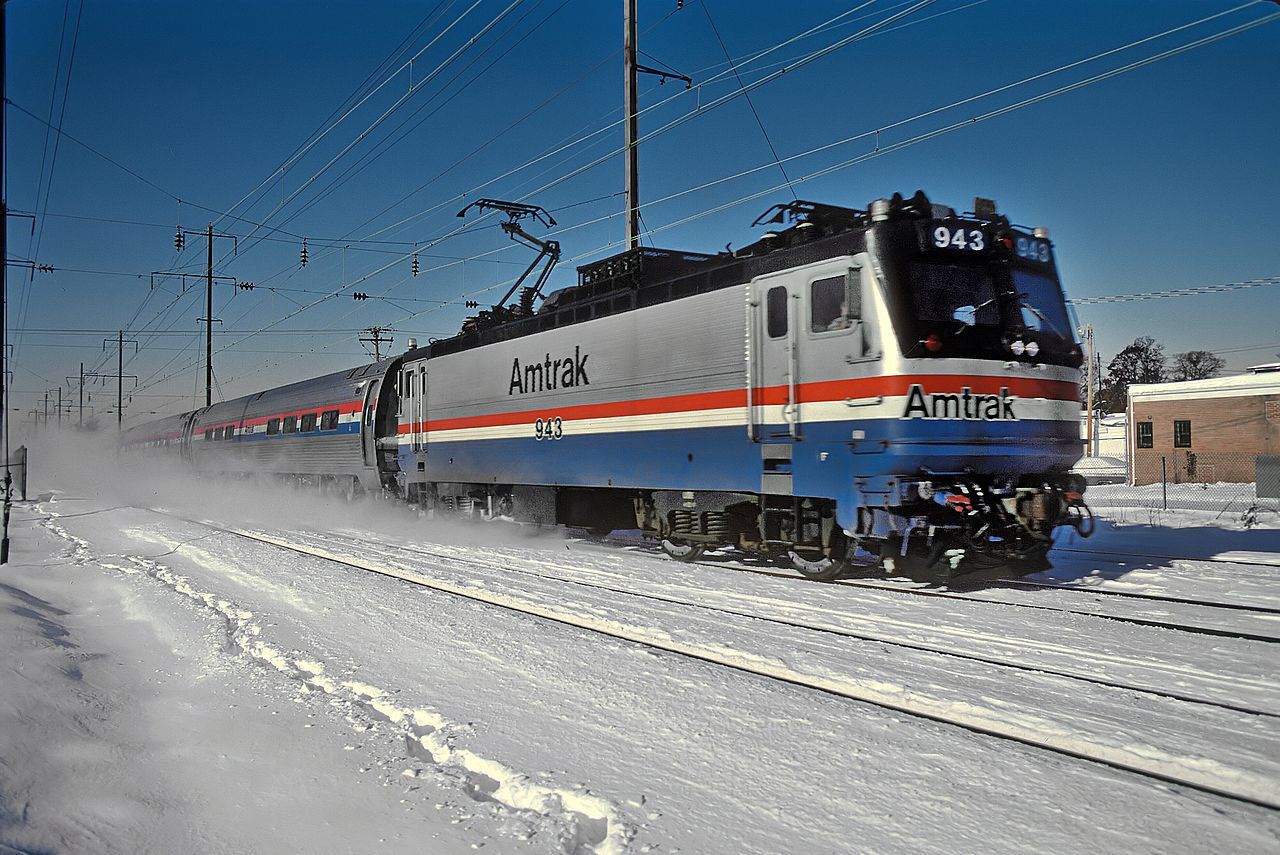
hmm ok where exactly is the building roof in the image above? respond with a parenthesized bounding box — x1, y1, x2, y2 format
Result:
(1129, 371, 1280, 403)
(1248, 361, 1280, 373)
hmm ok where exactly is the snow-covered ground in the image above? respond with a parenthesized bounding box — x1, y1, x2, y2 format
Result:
(2, 442, 1278, 854)
(1086, 480, 1280, 519)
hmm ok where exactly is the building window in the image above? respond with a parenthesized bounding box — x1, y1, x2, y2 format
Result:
(300, 413, 317, 432)
(1136, 422, 1153, 449)
(283, 415, 297, 434)
(266, 418, 280, 436)
(766, 286, 788, 338)
(320, 410, 339, 431)
(1173, 419, 1192, 448)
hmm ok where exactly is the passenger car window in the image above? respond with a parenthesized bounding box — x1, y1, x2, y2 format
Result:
(320, 410, 339, 431)
(301, 413, 317, 432)
(283, 415, 297, 434)
(225, 425, 235, 439)
(766, 286, 788, 338)
(204, 428, 214, 441)
(810, 272, 859, 332)
(266, 418, 280, 436)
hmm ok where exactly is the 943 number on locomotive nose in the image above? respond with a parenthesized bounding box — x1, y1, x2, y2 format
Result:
(534, 416, 563, 441)
(932, 223, 985, 251)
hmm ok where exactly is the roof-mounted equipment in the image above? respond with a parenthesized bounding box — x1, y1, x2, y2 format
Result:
(456, 198, 561, 333)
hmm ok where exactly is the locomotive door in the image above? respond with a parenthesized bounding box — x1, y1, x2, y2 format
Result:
(415, 364, 427, 454)
(749, 273, 803, 442)
(360, 378, 381, 467)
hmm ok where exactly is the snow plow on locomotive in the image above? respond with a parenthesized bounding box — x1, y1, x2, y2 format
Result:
(122, 192, 1093, 579)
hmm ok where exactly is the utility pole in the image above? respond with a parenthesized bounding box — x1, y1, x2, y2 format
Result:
(623, 0, 639, 250)
(118, 330, 124, 428)
(620, 1, 688, 251)
(1082, 323, 1095, 457)
(57, 387, 62, 427)
(175, 225, 235, 407)
(100, 334, 138, 429)
(2, 0, 11, 564)
(205, 223, 213, 406)
(78, 362, 83, 426)
(359, 326, 395, 361)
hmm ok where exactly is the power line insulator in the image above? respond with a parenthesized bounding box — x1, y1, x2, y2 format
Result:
(300, 237, 309, 268)
(353, 292, 369, 301)
(236, 281, 255, 291)
(35, 264, 55, 273)
(464, 300, 479, 309)
(411, 252, 419, 277)
(174, 227, 185, 251)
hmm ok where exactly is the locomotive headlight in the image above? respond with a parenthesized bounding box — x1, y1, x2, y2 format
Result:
(1025, 340, 1040, 357)
(1010, 339, 1026, 356)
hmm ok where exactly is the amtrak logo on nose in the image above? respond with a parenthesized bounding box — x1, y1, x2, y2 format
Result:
(900, 384, 1017, 421)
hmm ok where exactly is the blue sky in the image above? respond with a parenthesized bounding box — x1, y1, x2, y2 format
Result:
(5, 0, 1279, 425)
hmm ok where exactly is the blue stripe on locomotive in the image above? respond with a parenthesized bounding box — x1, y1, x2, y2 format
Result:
(406, 416, 1080, 529)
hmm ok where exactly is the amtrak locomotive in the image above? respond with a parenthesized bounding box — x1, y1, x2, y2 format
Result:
(123, 192, 1093, 579)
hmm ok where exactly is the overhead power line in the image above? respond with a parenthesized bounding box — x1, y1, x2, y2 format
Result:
(111, 4, 1279, 409)
(1070, 276, 1280, 305)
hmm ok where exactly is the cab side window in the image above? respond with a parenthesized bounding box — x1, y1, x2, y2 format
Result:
(766, 286, 788, 338)
(811, 270, 860, 332)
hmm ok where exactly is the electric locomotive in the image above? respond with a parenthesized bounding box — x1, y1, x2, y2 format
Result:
(390, 191, 1092, 577)
(121, 192, 1091, 578)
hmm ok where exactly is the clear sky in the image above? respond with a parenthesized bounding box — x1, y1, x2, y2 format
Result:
(4, 0, 1279, 427)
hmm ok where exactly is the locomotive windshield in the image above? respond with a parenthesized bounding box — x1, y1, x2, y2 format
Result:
(878, 223, 1081, 367)
(1010, 267, 1072, 338)
(909, 262, 1000, 328)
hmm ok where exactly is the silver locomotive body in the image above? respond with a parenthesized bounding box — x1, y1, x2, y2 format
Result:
(393, 194, 1089, 573)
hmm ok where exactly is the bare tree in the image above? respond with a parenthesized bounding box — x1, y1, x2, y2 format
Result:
(1170, 350, 1226, 381)
(1100, 336, 1166, 412)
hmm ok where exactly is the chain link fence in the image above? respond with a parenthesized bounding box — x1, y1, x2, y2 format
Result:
(1079, 451, 1280, 528)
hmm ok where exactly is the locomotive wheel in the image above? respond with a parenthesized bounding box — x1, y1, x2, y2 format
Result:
(660, 538, 705, 562)
(788, 550, 849, 582)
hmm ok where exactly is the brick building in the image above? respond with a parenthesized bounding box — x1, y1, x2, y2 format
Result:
(1127, 369, 1280, 485)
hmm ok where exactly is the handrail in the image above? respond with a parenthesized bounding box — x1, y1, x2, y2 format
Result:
(744, 288, 756, 441)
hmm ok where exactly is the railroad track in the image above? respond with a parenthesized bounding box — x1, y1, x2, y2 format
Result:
(1053, 544, 1280, 569)
(136, 508, 1279, 715)
(586, 535, 1280, 625)
(54, 503, 1269, 811)
(973, 575, 1280, 616)
(574, 542, 1280, 643)
(113, 507, 1280, 812)
(689, 558, 1280, 642)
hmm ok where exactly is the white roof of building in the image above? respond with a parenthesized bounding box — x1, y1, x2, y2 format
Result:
(1130, 371, 1280, 403)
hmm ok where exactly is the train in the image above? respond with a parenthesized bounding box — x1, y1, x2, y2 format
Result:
(122, 191, 1093, 579)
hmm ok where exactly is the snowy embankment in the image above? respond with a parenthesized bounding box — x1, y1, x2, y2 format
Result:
(2, 445, 1278, 854)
